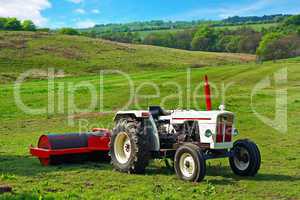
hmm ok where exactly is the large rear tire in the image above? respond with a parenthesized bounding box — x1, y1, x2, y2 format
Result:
(110, 117, 150, 174)
(229, 139, 261, 176)
(174, 144, 206, 182)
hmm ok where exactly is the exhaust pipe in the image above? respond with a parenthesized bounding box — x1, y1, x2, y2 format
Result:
(204, 75, 212, 111)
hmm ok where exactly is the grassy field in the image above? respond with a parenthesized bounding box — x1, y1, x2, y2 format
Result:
(0, 31, 254, 84)
(0, 31, 299, 199)
(0, 43, 300, 200)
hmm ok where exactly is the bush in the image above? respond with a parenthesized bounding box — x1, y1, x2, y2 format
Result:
(58, 28, 80, 35)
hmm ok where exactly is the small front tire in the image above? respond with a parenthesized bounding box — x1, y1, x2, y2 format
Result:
(174, 144, 206, 182)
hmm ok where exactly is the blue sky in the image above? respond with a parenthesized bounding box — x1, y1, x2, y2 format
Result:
(0, 0, 300, 28)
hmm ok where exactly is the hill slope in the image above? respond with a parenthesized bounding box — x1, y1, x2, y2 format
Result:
(0, 31, 255, 83)
(0, 58, 299, 199)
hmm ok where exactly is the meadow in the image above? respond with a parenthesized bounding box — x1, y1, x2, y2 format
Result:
(0, 31, 253, 84)
(0, 32, 299, 200)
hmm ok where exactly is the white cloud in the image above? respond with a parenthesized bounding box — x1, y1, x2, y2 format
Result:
(0, 0, 51, 26)
(75, 8, 86, 14)
(75, 19, 95, 28)
(91, 9, 100, 14)
(68, 0, 84, 4)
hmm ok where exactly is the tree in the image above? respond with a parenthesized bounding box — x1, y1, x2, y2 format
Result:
(144, 32, 175, 47)
(173, 29, 195, 50)
(191, 25, 217, 51)
(216, 35, 241, 53)
(0, 17, 8, 30)
(259, 34, 300, 61)
(235, 27, 262, 54)
(5, 18, 22, 30)
(256, 32, 283, 61)
(58, 28, 80, 35)
(284, 14, 300, 26)
(22, 20, 36, 31)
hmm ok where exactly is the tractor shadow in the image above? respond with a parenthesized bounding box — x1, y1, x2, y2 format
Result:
(145, 163, 300, 185)
(206, 165, 300, 185)
(0, 154, 111, 177)
(1, 155, 299, 186)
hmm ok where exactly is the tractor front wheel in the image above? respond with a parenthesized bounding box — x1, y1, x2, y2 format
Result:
(174, 144, 206, 182)
(229, 139, 261, 176)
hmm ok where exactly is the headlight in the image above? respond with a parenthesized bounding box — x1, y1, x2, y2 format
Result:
(205, 129, 212, 137)
(233, 128, 239, 136)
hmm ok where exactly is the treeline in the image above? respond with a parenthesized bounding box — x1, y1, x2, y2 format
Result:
(80, 14, 290, 34)
(0, 17, 37, 31)
(80, 14, 300, 61)
(222, 14, 290, 25)
(80, 20, 206, 33)
(257, 15, 300, 61)
(142, 15, 300, 61)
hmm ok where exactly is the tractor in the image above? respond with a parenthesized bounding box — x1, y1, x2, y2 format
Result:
(110, 76, 261, 182)
(30, 76, 261, 182)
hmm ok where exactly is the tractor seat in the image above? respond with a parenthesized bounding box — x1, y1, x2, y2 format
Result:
(149, 106, 170, 120)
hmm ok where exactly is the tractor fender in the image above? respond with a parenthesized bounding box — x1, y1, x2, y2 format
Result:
(114, 111, 160, 151)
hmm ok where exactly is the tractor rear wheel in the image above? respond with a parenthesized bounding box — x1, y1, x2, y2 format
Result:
(174, 144, 206, 182)
(110, 117, 150, 174)
(229, 139, 261, 176)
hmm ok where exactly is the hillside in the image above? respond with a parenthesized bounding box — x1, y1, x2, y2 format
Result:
(0, 31, 255, 83)
(137, 23, 278, 38)
(79, 14, 288, 34)
(0, 57, 299, 199)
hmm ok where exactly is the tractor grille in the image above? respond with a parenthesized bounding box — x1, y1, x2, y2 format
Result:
(216, 114, 233, 143)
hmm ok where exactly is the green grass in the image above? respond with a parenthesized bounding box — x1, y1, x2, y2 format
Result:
(0, 31, 255, 84)
(0, 54, 300, 199)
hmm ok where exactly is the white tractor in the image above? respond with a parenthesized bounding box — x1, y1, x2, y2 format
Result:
(110, 76, 261, 182)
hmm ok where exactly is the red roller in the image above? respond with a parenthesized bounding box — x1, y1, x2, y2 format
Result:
(204, 75, 212, 111)
(30, 129, 111, 166)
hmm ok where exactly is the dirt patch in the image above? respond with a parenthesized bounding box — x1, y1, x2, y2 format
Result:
(0, 38, 27, 49)
(39, 45, 86, 60)
(190, 63, 206, 68)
